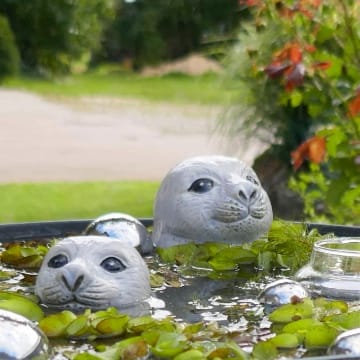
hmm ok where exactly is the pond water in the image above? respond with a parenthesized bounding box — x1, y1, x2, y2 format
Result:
(0, 235, 359, 360)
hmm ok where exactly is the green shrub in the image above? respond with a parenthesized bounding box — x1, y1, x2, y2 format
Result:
(0, 15, 19, 81)
(0, 0, 113, 76)
(219, 0, 360, 224)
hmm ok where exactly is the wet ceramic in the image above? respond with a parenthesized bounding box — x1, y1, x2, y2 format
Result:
(153, 155, 273, 248)
(35, 235, 151, 316)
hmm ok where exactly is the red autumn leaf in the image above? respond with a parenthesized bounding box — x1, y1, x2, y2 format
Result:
(264, 61, 291, 78)
(288, 44, 303, 63)
(312, 61, 331, 70)
(291, 136, 326, 170)
(239, 0, 261, 6)
(285, 63, 306, 92)
(304, 0, 321, 7)
(304, 44, 316, 53)
(348, 92, 360, 117)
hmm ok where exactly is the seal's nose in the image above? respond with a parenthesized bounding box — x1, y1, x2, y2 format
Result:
(237, 182, 258, 205)
(60, 267, 85, 292)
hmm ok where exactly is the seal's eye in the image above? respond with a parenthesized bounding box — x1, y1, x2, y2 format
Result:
(101, 257, 126, 273)
(246, 175, 259, 186)
(188, 178, 214, 193)
(48, 254, 68, 268)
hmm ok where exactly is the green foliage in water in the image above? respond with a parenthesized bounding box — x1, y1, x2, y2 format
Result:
(0, 221, 357, 359)
(0, 243, 50, 268)
(254, 297, 360, 359)
(0, 291, 44, 321)
(157, 220, 329, 275)
(38, 307, 249, 359)
(0, 220, 328, 280)
(15, 297, 356, 359)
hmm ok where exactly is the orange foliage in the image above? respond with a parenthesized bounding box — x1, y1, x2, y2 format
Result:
(348, 90, 360, 118)
(265, 42, 331, 92)
(291, 136, 326, 170)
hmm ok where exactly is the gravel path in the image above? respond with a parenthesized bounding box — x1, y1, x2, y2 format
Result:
(0, 89, 266, 183)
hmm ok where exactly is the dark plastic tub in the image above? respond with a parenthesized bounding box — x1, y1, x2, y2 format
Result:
(0, 219, 358, 242)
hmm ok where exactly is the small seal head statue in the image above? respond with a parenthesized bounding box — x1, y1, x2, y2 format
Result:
(35, 236, 151, 315)
(153, 155, 273, 248)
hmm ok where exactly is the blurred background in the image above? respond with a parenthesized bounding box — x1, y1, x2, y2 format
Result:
(0, 0, 358, 225)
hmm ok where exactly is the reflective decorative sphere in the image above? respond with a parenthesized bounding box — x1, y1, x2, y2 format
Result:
(0, 309, 50, 359)
(328, 328, 360, 355)
(258, 278, 309, 311)
(84, 212, 153, 254)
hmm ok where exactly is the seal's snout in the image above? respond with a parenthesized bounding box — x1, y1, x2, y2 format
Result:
(60, 267, 85, 292)
(237, 182, 258, 205)
(61, 274, 84, 292)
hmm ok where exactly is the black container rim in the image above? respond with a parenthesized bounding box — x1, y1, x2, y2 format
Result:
(0, 219, 359, 243)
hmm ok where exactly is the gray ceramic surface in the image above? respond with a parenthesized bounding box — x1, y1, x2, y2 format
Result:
(153, 155, 273, 247)
(35, 235, 151, 316)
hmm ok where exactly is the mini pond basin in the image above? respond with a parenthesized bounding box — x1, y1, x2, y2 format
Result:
(0, 219, 359, 360)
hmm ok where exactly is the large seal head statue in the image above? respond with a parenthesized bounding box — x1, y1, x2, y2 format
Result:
(153, 155, 273, 248)
(35, 236, 151, 315)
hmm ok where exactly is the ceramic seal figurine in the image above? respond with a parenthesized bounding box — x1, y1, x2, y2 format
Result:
(153, 155, 273, 248)
(35, 235, 151, 315)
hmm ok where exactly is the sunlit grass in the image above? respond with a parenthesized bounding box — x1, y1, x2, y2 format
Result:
(4, 71, 229, 105)
(0, 181, 159, 223)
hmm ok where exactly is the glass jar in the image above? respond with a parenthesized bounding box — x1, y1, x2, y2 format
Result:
(295, 237, 360, 300)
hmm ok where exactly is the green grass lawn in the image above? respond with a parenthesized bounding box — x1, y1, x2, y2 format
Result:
(0, 181, 159, 223)
(4, 71, 229, 105)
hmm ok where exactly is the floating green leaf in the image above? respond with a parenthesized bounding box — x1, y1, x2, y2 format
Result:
(156, 243, 198, 265)
(151, 332, 188, 358)
(155, 220, 326, 274)
(207, 341, 249, 360)
(0, 243, 48, 268)
(304, 324, 339, 349)
(39, 310, 77, 337)
(0, 291, 44, 321)
(269, 333, 299, 349)
(127, 315, 158, 333)
(268, 298, 314, 323)
(0, 269, 16, 281)
(208, 247, 256, 271)
(324, 311, 360, 330)
(282, 318, 322, 340)
(65, 314, 90, 337)
(173, 349, 206, 360)
(251, 341, 278, 360)
(313, 298, 348, 319)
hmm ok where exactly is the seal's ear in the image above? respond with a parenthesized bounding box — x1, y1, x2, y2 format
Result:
(188, 178, 214, 193)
